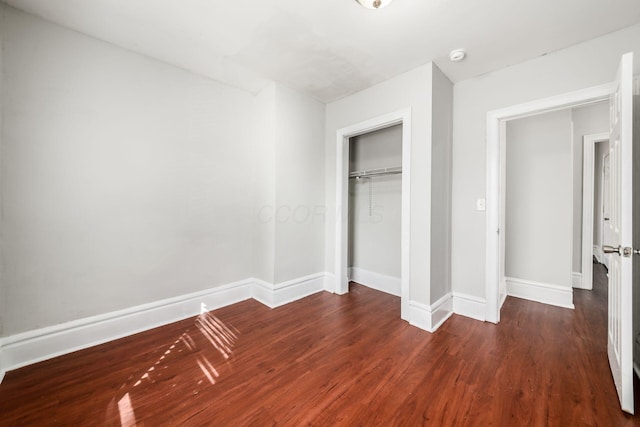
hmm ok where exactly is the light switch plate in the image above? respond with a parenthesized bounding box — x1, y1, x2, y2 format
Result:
(476, 198, 486, 211)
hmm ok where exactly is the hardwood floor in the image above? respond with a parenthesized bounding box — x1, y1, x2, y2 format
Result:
(1, 263, 639, 426)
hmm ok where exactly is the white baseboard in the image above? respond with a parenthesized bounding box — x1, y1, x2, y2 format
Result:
(430, 294, 454, 330)
(252, 273, 326, 308)
(0, 273, 327, 383)
(408, 293, 453, 333)
(506, 277, 574, 309)
(452, 292, 486, 321)
(571, 272, 587, 289)
(0, 346, 4, 384)
(323, 273, 337, 293)
(500, 291, 508, 308)
(593, 245, 605, 264)
(348, 267, 401, 297)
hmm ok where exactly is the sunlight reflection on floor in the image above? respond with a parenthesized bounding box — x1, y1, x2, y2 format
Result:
(105, 308, 240, 426)
(117, 393, 136, 427)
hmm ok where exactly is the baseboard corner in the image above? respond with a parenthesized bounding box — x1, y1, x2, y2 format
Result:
(571, 272, 584, 289)
(348, 267, 401, 297)
(452, 292, 487, 322)
(0, 343, 5, 384)
(323, 273, 337, 293)
(270, 273, 326, 308)
(408, 293, 453, 333)
(506, 277, 574, 309)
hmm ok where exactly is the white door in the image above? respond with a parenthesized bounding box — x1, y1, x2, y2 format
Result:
(604, 52, 634, 414)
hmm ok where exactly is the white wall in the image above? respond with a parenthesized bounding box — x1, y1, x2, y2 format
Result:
(348, 125, 402, 279)
(430, 65, 454, 302)
(251, 83, 326, 284)
(452, 23, 640, 299)
(0, 4, 4, 339)
(273, 84, 325, 283)
(571, 102, 609, 274)
(325, 63, 433, 305)
(1, 6, 258, 335)
(593, 140, 610, 258)
(349, 125, 403, 172)
(505, 110, 572, 287)
(252, 84, 276, 283)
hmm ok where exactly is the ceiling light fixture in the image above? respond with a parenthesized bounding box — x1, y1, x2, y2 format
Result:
(449, 49, 466, 62)
(355, 0, 395, 9)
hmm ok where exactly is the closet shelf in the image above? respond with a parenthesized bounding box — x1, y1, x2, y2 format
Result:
(349, 166, 402, 179)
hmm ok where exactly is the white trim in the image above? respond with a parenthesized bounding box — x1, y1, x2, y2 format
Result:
(408, 294, 453, 333)
(0, 347, 4, 383)
(323, 272, 337, 293)
(593, 245, 606, 265)
(408, 301, 433, 331)
(252, 273, 326, 308)
(348, 267, 401, 296)
(0, 274, 328, 382)
(572, 272, 586, 289)
(505, 277, 575, 309)
(335, 108, 412, 320)
(452, 292, 487, 321)
(430, 294, 453, 331)
(582, 133, 610, 291)
(486, 83, 613, 323)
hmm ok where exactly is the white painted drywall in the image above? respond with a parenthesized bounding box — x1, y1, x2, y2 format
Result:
(571, 102, 609, 274)
(325, 63, 433, 305)
(505, 109, 573, 287)
(348, 125, 402, 279)
(430, 65, 454, 302)
(1, 7, 257, 335)
(0, 4, 5, 338)
(349, 125, 403, 172)
(252, 83, 277, 284)
(273, 84, 325, 284)
(593, 140, 610, 256)
(452, 23, 640, 299)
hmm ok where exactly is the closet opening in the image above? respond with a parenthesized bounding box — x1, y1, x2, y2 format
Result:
(348, 125, 403, 300)
(334, 109, 411, 320)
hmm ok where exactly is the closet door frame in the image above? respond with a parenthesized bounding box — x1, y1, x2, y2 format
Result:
(334, 108, 412, 320)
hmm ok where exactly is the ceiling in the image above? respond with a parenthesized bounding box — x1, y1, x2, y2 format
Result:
(4, 0, 640, 103)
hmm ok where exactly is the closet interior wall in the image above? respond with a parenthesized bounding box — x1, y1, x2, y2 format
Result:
(348, 124, 402, 296)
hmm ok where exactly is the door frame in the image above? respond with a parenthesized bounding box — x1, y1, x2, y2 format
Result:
(485, 83, 614, 323)
(581, 132, 610, 291)
(335, 108, 411, 319)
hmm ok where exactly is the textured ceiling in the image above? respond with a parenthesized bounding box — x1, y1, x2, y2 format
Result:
(4, 0, 640, 102)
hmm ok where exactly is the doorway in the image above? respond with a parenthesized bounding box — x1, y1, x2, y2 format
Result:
(486, 53, 636, 414)
(582, 133, 610, 289)
(503, 108, 575, 309)
(334, 109, 411, 320)
(485, 83, 613, 323)
(348, 124, 402, 297)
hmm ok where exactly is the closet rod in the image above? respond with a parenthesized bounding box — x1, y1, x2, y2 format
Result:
(349, 166, 402, 179)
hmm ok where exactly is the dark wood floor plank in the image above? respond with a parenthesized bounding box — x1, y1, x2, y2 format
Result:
(1, 263, 639, 426)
